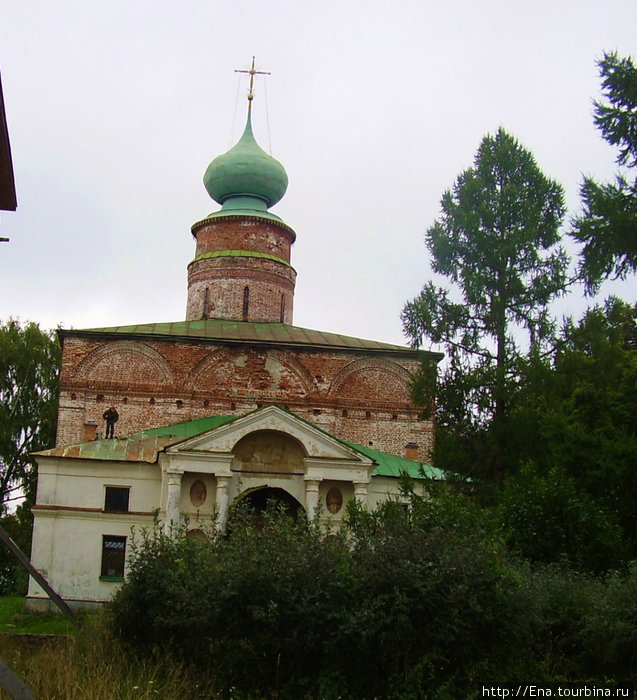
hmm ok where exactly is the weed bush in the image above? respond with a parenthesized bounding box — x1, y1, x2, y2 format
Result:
(110, 495, 637, 698)
(112, 505, 354, 697)
(499, 465, 629, 573)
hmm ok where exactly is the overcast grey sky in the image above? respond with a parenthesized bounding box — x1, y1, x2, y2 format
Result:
(0, 1, 635, 348)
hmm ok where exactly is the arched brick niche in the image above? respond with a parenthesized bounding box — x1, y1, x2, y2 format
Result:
(328, 359, 412, 405)
(72, 341, 173, 387)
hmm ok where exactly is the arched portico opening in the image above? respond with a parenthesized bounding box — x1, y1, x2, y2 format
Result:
(233, 486, 305, 521)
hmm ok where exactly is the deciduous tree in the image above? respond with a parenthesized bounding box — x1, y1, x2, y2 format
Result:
(0, 320, 60, 512)
(513, 297, 637, 550)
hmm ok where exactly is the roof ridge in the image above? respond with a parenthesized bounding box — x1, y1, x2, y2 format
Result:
(60, 318, 442, 358)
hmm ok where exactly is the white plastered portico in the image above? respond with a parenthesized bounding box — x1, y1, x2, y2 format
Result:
(28, 405, 437, 611)
(160, 405, 375, 532)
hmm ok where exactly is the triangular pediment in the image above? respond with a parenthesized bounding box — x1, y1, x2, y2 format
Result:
(166, 405, 372, 465)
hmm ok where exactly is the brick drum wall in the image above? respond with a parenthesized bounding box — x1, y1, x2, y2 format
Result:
(56, 335, 434, 462)
(186, 256, 296, 323)
(192, 216, 296, 262)
(186, 217, 297, 323)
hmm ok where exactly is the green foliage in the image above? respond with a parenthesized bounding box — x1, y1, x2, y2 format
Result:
(519, 564, 637, 687)
(344, 492, 529, 694)
(113, 506, 354, 698)
(571, 52, 637, 292)
(110, 490, 637, 696)
(499, 465, 628, 574)
(0, 320, 59, 594)
(402, 128, 568, 480)
(550, 300, 637, 521)
(0, 319, 60, 510)
(0, 512, 32, 595)
(4, 566, 634, 698)
(582, 565, 637, 682)
(511, 298, 637, 552)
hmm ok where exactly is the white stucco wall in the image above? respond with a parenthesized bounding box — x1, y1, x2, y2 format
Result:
(28, 456, 159, 610)
(27, 410, 430, 610)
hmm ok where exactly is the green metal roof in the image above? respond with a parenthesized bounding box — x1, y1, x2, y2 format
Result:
(345, 442, 445, 480)
(61, 319, 439, 358)
(36, 415, 237, 463)
(190, 249, 292, 268)
(204, 107, 288, 210)
(35, 409, 441, 480)
(138, 415, 237, 439)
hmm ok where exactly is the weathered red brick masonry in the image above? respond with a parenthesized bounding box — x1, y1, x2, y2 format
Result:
(54, 100, 442, 462)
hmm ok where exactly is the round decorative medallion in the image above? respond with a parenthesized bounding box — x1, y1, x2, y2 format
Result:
(190, 480, 207, 507)
(326, 487, 343, 514)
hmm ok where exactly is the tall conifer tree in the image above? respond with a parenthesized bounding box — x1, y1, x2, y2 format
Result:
(571, 52, 637, 292)
(402, 128, 567, 480)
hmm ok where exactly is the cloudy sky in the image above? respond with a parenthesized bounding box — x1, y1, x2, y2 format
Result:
(0, 1, 635, 349)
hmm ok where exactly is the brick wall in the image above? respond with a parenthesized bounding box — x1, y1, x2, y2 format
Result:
(186, 256, 296, 323)
(186, 215, 297, 323)
(57, 335, 434, 462)
(192, 216, 296, 262)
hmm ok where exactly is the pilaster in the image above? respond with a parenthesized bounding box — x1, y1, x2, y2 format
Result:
(304, 477, 322, 520)
(165, 469, 183, 535)
(353, 480, 369, 508)
(215, 476, 232, 531)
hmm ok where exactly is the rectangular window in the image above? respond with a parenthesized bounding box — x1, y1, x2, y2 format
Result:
(104, 486, 130, 513)
(100, 535, 126, 579)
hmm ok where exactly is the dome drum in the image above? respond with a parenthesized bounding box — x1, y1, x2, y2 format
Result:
(187, 254, 297, 283)
(192, 218, 295, 262)
(186, 256, 296, 323)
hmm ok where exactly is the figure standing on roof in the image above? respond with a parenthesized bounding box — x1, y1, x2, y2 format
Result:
(102, 407, 119, 439)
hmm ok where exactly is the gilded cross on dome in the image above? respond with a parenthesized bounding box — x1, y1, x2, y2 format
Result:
(235, 56, 270, 102)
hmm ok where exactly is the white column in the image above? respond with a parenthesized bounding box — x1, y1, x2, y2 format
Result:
(353, 480, 369, 508)
(215, 476, 232, 532)
(165, 469, 183, 535)
(304, 478, 321, 521)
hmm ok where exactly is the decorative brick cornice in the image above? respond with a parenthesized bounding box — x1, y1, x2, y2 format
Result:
(191, 214, 296, 243)
(188, 249, 293, 268)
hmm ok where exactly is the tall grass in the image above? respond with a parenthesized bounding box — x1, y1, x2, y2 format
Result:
(0, 615, 221, 700)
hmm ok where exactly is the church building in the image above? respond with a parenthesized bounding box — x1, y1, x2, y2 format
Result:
(27, 67, 442, 610)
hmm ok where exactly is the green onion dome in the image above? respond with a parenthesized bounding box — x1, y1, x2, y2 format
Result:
(204, 108, 288, 209)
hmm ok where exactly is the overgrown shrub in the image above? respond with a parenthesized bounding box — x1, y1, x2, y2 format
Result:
(578, 565, 637, 684)
(112, 505, 353, 697)
(342, 494, 536, 695)
(110, 493, 637, 698)
(499, 465, 629, 574)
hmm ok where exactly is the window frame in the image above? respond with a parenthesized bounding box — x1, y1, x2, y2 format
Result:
(100, 534, 127, 581)
(242, 286, 250, 318)
(103, 486, 130, 513)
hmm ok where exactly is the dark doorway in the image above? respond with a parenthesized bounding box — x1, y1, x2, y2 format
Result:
(236, 487, 304, 520)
